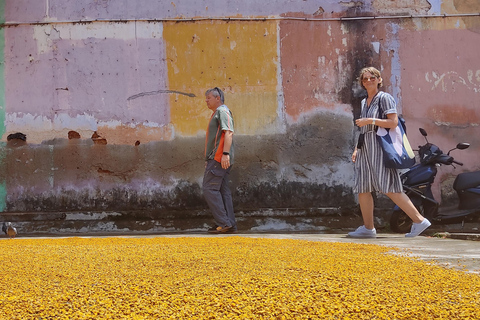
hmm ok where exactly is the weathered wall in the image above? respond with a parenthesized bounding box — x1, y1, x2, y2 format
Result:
(0, 0, 479, 217)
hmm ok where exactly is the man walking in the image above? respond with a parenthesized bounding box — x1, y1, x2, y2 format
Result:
(203, 87, 237, 233)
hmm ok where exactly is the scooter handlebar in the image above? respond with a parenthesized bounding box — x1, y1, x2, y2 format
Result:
(452, 160, 463, 166)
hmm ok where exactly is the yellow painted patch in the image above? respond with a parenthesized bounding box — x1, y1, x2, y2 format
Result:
(164, 21, 279, 136)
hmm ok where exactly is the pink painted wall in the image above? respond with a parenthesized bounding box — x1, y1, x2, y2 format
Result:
(398, 26, 480, 199)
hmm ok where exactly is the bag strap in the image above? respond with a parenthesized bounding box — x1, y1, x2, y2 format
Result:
(373, 92, 384, 132)
(374, 92, 406, 133)
(398, 115, 407, 133)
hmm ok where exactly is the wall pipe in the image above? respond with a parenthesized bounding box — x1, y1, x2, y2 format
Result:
(1, 12, 479, 28)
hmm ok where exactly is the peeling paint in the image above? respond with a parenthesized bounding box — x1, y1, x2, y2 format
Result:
(428, 0, 442, 14)
(425, 70, 480, 93)
(33, 22, 164, 52)
(385, 23, 402, 112)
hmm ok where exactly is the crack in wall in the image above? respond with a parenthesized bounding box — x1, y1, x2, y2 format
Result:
(127, 90, 196, 101)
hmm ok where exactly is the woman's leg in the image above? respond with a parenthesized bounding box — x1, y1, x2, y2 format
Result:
(358, 192, 375, 230)
(385, 192, 423, 223)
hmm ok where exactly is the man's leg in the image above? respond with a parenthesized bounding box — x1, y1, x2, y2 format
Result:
(220, 168, 236, 229)
(202, 160, 231, 228)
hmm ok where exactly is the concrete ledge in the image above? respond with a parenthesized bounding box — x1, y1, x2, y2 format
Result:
(1, 215, 365, 236)
(0, 207, 347, 222)
(432, 232, 480, 241)
(447, 233, 480, 241)
(2, 209, 479, 238)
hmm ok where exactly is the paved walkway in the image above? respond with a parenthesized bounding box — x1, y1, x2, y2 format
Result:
(150, 232, 480, 274)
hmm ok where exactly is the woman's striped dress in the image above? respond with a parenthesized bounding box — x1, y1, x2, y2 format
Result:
(354, 91, 403, 194)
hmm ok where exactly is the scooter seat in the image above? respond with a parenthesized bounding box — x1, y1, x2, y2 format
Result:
(454, 170, 480, 191)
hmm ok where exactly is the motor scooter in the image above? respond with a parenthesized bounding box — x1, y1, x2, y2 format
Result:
(389, 128, 480, 233)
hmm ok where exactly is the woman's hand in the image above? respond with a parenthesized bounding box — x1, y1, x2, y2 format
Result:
(355, 118, 372, 127)
(352, 149, 357, 163)
(356, 114, 399, 128)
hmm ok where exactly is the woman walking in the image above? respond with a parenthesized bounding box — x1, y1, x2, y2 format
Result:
(349, 67, 431, 238)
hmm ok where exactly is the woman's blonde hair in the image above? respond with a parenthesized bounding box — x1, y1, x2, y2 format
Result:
(358, 67, 383, 89)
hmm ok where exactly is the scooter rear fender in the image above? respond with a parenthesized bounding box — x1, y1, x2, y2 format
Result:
(457, 187, 480, 210)
(453, 170, 480, 191)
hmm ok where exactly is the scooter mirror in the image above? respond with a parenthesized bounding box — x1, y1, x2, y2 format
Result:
(419, 128, 427, 136)
(457, 143, 470, 150)
(447, 143, 470, 155)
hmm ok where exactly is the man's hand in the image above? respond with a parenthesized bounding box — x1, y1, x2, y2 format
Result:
(221, 154, 230, 169)
(221, 130, 233, 169)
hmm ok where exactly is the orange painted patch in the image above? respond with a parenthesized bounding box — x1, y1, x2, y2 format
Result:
(429, 105, 480, 125)
(279, 20, 360, 121)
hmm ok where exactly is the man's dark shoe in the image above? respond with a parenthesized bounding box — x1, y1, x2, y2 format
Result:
(208, 225, 219, 232)
(208, 226, 233, 234)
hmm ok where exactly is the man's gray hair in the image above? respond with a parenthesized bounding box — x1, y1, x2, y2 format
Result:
(206, 87, 224, 103)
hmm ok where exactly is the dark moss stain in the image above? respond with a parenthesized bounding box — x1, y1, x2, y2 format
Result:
(235, 181, 354, 209)
(1, 113, 357, 215)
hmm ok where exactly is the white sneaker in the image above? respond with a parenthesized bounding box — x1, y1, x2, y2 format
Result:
(347, 225, 377, 238)
(405, 219, 431, 237)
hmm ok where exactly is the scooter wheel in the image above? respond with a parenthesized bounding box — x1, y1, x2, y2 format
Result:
(390, 209, 413, 233)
